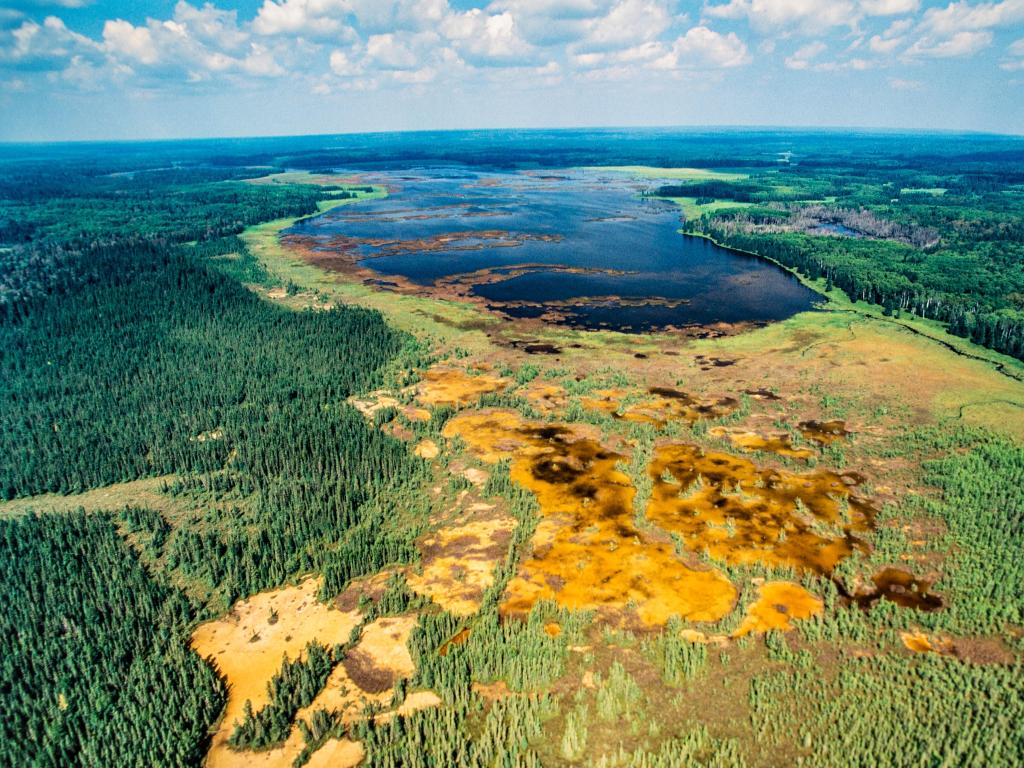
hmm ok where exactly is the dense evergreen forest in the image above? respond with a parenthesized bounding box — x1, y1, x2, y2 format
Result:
(0, 153, 426, 765)
(0, 511, 225, 767)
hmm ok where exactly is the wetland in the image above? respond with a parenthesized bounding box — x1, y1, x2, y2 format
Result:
(283, 168, 819, 332)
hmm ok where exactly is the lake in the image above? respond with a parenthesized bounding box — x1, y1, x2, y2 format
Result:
(285, 168, 819, 332)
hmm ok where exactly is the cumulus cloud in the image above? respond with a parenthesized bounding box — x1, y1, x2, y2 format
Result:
(0, 15, 99, 69)
(0, 0, 1017, 99)
(703, 0, 862, 34)
(918, 0, 1024, 37)
(906, 28, 992, 56)
(897, 0, 1024, 62)
(1001, 36, 1024, 68)
(888, 75, 922, 88)
(441, 9, 533, 63)
(860, 0, 919, 14)
(580, 0, 673, 51)
(652, 25, 752, 69)
(487, 0, 606, 46)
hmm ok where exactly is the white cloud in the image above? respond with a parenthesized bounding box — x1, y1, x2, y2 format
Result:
(103, 19, 158, 64)
(918, 0, 1024, 37)
(581, 0, 672, 51)
(252, 0, 351, 37)
(888, 75, 922, 88)
(906, 28, 992, 56)
(364, 31, 439, 69)
(868, 33, 903, 52)
(784, 39, 826, 68)
(173, 2, 247, 50)
(1, 15, 100, 68)
(441, 9, 533, 62)
(652, 25, 752, 69)
(487, 0, 606, 46)
(1000, 35, 1024, 68)
(860, 0, 918, 14)
(703, 0, 861, 34)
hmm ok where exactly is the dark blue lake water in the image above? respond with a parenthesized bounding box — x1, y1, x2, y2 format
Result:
(286, 168, 819, 332)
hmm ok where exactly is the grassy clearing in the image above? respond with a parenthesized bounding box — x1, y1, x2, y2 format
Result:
(0, 475, 178, 520)
(662, 196, 753, 219)
(585, 165, 748, 181)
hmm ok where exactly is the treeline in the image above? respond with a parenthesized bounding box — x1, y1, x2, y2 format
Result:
(691, 221, 1024, 360)
(0, 511, 226, 767)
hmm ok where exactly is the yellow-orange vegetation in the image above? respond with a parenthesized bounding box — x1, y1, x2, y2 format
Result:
(414, 439, 440, 459)
(520, 382, 568, 412)
(443, 409, 736, 626)
(900, 630, 956, 656)
(733, 581, 823, 636)
(647, 443, 875, 574)
(581, 387, 739, 427)
(190, 578, 362, 768)
(405, 507, 515, 615)
(415, 367, 510, 407)
(193, 585, 436, 768)
(304, 740, 365, 768)
(708, 427, 814, 460)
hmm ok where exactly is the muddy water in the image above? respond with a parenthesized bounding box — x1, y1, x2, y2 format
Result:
(443, 410, 736, 626)
(854, 567, 943, 611)
(798, 420, 849, 444)
(646, 444, 876, 574)
(286, 168, 819, 332)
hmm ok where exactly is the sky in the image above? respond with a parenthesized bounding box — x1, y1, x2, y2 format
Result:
(0, 0, 1022, 141)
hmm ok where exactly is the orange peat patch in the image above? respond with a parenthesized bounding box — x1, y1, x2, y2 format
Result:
(415, 367, 510, 407)
(520, 381, 568, 413)
(190, 578, 362, 768)
(414, 439, 440, 459)
(443, 409, 736, 626)
(900, 630, 956, 656)
(198, 608, 437, 768)
(405, 502, 516, 615)
(734, 581, 823, 636)
(581, 387, 739, 427)
(708, 427, 814, 460)
(646, 444, 875, 574)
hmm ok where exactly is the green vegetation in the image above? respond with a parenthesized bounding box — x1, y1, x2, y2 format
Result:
(0, 511, 225, 767)
(749, 653, 1024, 766)
(659, 162, 1024, 360)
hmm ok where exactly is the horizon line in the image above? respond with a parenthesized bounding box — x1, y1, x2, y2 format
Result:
(3, 123, 1023, 148)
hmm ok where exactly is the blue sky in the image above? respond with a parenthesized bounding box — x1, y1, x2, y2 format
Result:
(1, 0, 1022, 141)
